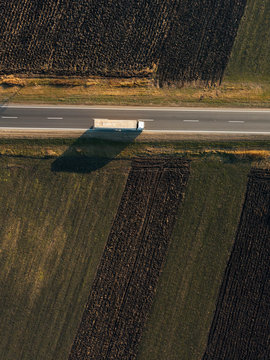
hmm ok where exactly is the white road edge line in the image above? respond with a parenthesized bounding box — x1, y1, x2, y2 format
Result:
(1, 116, 18, 119)
(138, 119, 154, 121)
(144, 130, 270, 134)
(0, 127, 89, 131)
(2, 105, 270, 112)
(0, 127, 270, 135)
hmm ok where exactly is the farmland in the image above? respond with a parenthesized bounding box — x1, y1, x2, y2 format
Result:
(137, 159, 251, 359)
(0, 155, 128, 360)
(69, 158, 190, 359)
(157, 0, 247, 85)
(1, 0, 269, 107)
(0, 1, 246, 85)
(202, 168, 270, 360)
(226, 0, 270, 81)
(0, 138, 260, 360)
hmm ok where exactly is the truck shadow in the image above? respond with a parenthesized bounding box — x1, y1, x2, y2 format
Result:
(51, 129, 141, 173)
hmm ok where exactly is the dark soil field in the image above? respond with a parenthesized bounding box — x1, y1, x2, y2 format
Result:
(202, 168, 270, 360)
(0, 1, 246, 85)
(69, 158, 190, 359)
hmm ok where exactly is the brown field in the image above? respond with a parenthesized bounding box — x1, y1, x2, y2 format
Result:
(0, 1, 246, 85)
(69, 158, 190, 359)
(202, 168, 270, 360)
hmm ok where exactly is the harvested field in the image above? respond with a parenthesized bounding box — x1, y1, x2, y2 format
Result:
(0, 1, 246, 85)
(157, 0, 247, 85)
(69, 158, 190, 360)
(202, 168, 270, 360)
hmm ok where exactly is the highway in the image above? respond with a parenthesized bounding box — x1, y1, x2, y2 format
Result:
(0, 105, 270, 134)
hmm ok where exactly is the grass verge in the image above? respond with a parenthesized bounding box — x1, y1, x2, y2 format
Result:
(0, 138, 269, 161)
(0, 76, 269, 108)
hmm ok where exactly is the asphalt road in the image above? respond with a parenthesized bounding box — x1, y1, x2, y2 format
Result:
(0, 105, 270, 134)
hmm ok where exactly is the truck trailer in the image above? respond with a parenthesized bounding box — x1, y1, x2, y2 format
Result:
(93, 119, 144, 131)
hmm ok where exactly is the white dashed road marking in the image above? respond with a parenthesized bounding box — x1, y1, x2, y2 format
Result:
(1, 116, 18, 119)
(183, 120, 199, 122)
(47, 117, 63, 120)
(228, 121, 245, 123)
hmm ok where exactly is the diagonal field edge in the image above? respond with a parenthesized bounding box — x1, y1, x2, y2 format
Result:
(202, 168, 270, 360)
(68, 157, 190, 360)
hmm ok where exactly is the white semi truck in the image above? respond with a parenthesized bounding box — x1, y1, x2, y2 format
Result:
(93, 119, 144, 131)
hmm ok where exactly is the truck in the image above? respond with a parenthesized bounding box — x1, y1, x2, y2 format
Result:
(93, 119, 144, 131)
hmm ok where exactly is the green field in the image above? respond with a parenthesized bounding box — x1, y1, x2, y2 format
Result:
(226, 0, 270, 81)
(0, 139, 267, 359)
(137, 159, 250, 359)
(0, 155, 128, 360)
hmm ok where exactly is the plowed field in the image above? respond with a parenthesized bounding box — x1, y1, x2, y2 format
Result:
(69, 158, 190, 360)
(202, 168, 270, 360)
(0, 1, 246, 85)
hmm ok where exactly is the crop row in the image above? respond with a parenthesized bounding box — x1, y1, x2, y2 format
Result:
(0, 1, 173, 77)
(202, 168, 270, 360)
(69, 158, 190, 360)
(0, 1, 247, 85)
(158, 0, 247, 85)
